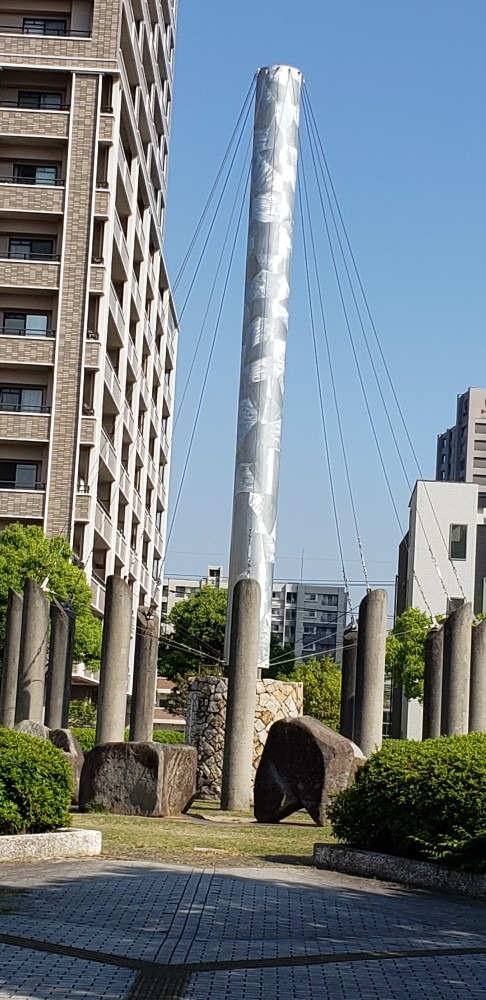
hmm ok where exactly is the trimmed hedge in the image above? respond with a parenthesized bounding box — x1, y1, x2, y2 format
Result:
(0, 728, 72, 835)
(71, 728, 185, 754)
(329, 734, 486, 871)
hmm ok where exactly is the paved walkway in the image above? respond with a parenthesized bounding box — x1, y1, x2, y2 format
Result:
(0, 858, 485, 998)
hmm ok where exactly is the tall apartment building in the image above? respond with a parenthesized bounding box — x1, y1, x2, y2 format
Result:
(161, 566, 226, 621)
(436, 387, 486, 486)
(0, 1, 179, 630)
(271, 582, 347, 664)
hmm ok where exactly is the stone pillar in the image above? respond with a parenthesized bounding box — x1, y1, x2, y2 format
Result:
(422, 626, 443, 739)
(0, 590, 23, 728)
(339, 626, 358, 739)
(221, 579, 261, 811)
(129, 609, 159, 742)
(95, 576, 132, 744)
(441, 602, 472, 736)
(45, 602, 75, 730)
(353, 589, 387, 756)
(15, 579, 50, 724)
(469, 618, 486, 732)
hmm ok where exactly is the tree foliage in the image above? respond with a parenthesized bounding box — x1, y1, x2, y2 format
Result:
(385, 607, 432, 701)
(158, 586, 228, 679)
(283, 656, 342, 730)
(0, 523, 102, 669)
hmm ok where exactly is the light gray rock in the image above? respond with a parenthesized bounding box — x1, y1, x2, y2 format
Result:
(49, 729, 85, 805)
(14, 720, 50, 740)
(0, 829, 101, 863)
(79, 742, 197, 817)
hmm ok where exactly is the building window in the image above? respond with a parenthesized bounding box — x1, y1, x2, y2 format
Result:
(13, 163, 58, 185)
(449, 524, 467, 561)
(322, 594, 338, 606)
(23, 18, 68, 35)
(8, 237, 55, 260)
(307, 610, 316, 618)
(2, 312, 51, 337)
(305, 593, 317, 601)
(0, 461, 39, 489)
(0, 386, 45, 412)
(18, 91, 64, 110)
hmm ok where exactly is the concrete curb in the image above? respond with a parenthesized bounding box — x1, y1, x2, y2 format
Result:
(313, 843, 486, 901)
(0, 828, 102, 863)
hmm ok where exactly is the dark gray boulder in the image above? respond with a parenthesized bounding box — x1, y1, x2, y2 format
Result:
(79, 742, 197, 817)
(254, 716, 365, 826)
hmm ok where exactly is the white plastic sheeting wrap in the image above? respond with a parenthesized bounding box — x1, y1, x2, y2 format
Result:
(226, 66, 302, 670)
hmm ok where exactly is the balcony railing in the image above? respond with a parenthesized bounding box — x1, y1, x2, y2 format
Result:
(0, 25, 92, 36)
(0, 250, 60, 261)
(0, 480, 45, 490)
(0, 174, 65, 186)
(0, 326, 55, 337)
(0, 100, 70, 111)
(0, 402, 50, 413)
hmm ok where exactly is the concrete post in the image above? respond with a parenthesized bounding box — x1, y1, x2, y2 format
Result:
(422, 626, 443, 740)
(441, 602, 472, 736)
(45, 602, 75, 730)
(353, 589, 387, 756)
(469, 618, 486, 732)
(221, 578, 261, 811)
(15, 578, 50, 724)
(0, 590, 23, 728)
(129, 609, 160, 742)
(339, 626, 358, 739)
(95, 576, 132, 744)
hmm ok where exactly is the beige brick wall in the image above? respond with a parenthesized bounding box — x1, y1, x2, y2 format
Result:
(0, 186, 64, 214)
(0, 490, 45, 519)
(0, 338, 55, 366)
(0, 109, 69, 139)
(89, 264, 105, 292)
(84, 341, 101, 369)
(46, 74, 99, 537)
(0, 0, 121, 64)
(99, 115, 114, 142)
(0, 413, 50, 441)
(94, 189, 110, 217)
(0, 261, 60, 289)
(74, 493, 91, 521)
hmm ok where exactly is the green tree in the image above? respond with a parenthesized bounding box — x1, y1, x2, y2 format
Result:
(0, 523, 102, 670)
(267, 634, 295, 677)
(284, 656, 342, 730)
(385, 607, 432, 701)
(158, 585, 228, 679)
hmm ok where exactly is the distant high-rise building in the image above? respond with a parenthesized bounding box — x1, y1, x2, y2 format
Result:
(0, 2, 179, 636)
(436, 387, 486, 486)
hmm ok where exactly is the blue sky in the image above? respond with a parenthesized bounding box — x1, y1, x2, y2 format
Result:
(163, 0, 486, 609)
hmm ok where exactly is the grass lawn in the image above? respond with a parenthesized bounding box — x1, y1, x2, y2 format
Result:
(74, 801, 334, 868)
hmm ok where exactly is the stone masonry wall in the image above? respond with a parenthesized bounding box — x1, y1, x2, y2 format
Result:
(185, 677, 303, 801)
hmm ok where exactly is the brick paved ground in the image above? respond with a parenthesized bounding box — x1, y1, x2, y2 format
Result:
(0, 859, 485, 998)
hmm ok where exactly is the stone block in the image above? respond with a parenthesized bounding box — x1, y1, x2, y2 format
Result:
(79, 742, 197, 817)
(14, 720, 50, 740)
(49, 729, 85, 805)
(254, 716, 365, 826)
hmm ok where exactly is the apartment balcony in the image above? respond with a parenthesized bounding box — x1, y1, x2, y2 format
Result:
(146, 452, 157, 485)
(91, 574, 106, 614)
(0, 409, 50, 441)
(89, 262, 105, 293)
(104, 356, 123, 412)
(100, 429, 117, 478)
(140, 562, 151, 595)
(126, 335, 139, 374)
(120, 464, 130, 499)
(95, 501, 113, 547)
(109, 283, 126, 342)
(0, 257, 59, 289)
(166, 326, 176, 369)
(84, 337, 101, 369)
(153, 346, 163, 385)
(80, 414, 96, 445)
(160, 427, 169, 462)
(117, 143, 134, 212)
(154, 523, 164, 555)
(132, 488, 143, 523)
(75, 492, 92, 522)
(115, 528, 127, 563)
(129, 547, 140, 581)
(131, 274, 142, 319)
(113, 212, 130, 276)
(147, 256, 157, 297)
(0, 483, 45, 519)
(0, 106, 69, 140)
(139, 371, 150, 409)
(94, 187, 110, 218)
(136, 430, 147, 464)
(123, 400, 135, 441)
(157, 477, 167, 509)
(0, 331, 55, 365)
(0, 179, 64, 214)
(134, 207, 144, 252)
(163, 378, 173, 410)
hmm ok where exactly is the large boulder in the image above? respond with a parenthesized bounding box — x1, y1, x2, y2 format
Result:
(14, 720, 50, 740)
(79, 742, 197, 817)
(254, 716, 365, 826)
(50, 729, 85, 805)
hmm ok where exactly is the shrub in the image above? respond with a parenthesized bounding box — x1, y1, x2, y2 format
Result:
(69, 699, 96, 727)
(0, 728, 72, 835)
(329, 734, 486, 871)
(70, 727, 185, 753)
